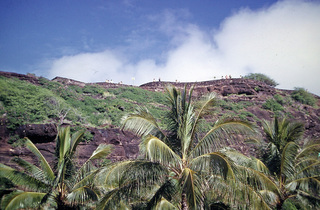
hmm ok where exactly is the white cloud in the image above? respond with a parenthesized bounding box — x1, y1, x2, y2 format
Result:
(214, 0, 320, 93)
(47, 50, 128, 83)
(46, 0, 320, 95)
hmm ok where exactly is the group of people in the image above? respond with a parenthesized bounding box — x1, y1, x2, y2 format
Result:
(105, 79, 123, 84)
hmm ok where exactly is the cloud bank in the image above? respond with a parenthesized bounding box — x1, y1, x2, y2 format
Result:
(46, 0, 320, 95)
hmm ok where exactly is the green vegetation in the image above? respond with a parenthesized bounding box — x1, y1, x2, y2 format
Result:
(291, 87, 317, 106)
(244, 73, 279, 87)
(273, 94, 285, 105)
(259, 118, 318, 209)
(0, 76, 167, 130)
(262, 98, 284, 112)
(111, 86, 270, 209)
(0, 126, 112, 209)
(0, 77, 61, 129)
(218, 99, 254, 111)
(1, 81, 319, 209)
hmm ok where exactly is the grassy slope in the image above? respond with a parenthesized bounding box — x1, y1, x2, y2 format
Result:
(0, 76, 168, 131)
(1, 75, 318, 140)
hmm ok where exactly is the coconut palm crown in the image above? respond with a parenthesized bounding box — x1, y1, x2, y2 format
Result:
(118, 85, 263, 209)
(260, 118, 320, 209)
(262, 117, 305, 176)
(0, 126, 112, 210)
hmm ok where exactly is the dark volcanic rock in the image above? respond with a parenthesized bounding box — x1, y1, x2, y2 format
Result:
(0, 71, 41, 85)
(1, 72, 320, 168)
(140, 78, 280, 98)
(16, 124, 58, 143)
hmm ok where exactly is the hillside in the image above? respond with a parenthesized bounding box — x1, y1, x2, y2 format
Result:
(0, 71, 319, 167)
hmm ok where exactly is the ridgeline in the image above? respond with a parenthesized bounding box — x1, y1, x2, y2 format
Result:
(0, 71, 319, 167)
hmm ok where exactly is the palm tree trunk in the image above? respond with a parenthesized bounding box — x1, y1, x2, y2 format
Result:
(181, 192, 188, 210)
(276, 198, 284, 210)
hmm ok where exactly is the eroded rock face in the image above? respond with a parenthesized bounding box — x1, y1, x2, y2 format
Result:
(1, 72, 320, 168)
(0, 126, 140, 168)
(16, 124, 58, 143)
(139, 78, 276, 96)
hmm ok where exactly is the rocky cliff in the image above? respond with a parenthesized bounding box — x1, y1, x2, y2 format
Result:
(0, 71, 319, 168)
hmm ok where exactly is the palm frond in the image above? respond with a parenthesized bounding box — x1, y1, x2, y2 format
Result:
(0, 164, 49, 191)
(11, 157, 52, 185)
(119, 161, 168, 188)
(121, 106, 164, 138)
(96, 160, 168, 191)
(206, 176, 274, 210)
(187, 93, 216, 155)
(295, 189, 320, 209)
(179, 168, 203, 209)
(263, 117, 304, 152)
(263, 142, 281, 175)
(296, 142, 320, 160)
(179, 104, 195, 159)
(1, 190, 46, 210)
(146, 178, 178, 209)
(223, 150, 270, 175)
(67, 186, 99, 205)
(236, 166, 280, 195)
(69, 129, 85, 158)
(23, 138, 55, 182)
(72, 169, 99, 191)
(190, 152, 236, 180)
(262, 119, 274, 144)
(140, 135, 182, 167)
(155, 197, 178, 210)
(96, 187, 119, 209)
(280, 142, 299, 181)
(286, 177, 320, 196)
(295, 160, 320, 179)
(286, 120, 304, 142)
(57, 126, 71, 164)
(97, 180, 141, 209)
(192, 118, 255, 156)
(96, 161, 133, 189)
(88, 144, 113, 161)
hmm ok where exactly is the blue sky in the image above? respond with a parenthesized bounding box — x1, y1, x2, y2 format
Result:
(1, 0, 320, 95)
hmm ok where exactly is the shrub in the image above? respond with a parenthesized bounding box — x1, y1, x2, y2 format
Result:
(244, 73, 278, 87)
(262, 99, 284, 112)
(7, 134, 24, 147)
(274, 94, 285, 105)
(0, 77, 58, 129)
(291, 87, 316, 106)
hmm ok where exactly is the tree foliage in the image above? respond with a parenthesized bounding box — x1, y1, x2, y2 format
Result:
(244, 73, 279, 87)
(96, 85, 277, 209)
(0, 126, 112, 209)
(291, 87, 317, 106)
(259, 118, 320, 209)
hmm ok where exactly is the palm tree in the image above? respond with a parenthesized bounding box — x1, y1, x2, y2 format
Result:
(262, 117, 304, 176)
(260, 118, 319, 209)
(97, 85, 267, 209)
(242, 139, 320, 209)
(273, 139, 320, 209)
(0, 126, 112, 209)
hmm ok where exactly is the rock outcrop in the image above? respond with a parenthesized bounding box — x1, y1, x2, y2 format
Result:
(140, 78, 287, 97)
(1, 71, 319, 168)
